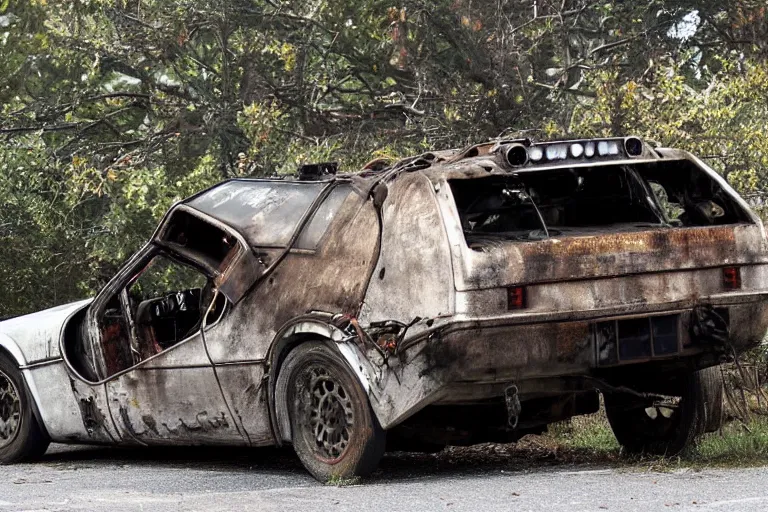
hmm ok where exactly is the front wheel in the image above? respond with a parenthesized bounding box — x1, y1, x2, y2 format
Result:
(0, 355, 50, 463)
(281, 342, 385, 482)
(605, 370, 706, 456)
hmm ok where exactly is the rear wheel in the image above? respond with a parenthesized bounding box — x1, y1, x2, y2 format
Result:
(697, 365, 724, 433)
(0, 355, 50, 464)
(605, 371, 705, 456)
(281, 342, 385, 482)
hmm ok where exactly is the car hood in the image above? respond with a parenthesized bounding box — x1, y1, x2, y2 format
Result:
(0, 299, 93, 365)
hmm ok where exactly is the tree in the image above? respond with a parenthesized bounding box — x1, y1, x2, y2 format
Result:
(1, 0, 767, 316)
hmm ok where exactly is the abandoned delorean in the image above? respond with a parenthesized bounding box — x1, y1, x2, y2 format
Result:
(1, 136, 768, 480)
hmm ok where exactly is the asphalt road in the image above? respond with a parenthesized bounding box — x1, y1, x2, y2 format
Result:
(0, 444, 765, 512)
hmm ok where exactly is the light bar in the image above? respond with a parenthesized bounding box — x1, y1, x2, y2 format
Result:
(498, 137, 647, 169)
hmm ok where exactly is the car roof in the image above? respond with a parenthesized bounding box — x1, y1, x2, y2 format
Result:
(181, 137, 682, 225)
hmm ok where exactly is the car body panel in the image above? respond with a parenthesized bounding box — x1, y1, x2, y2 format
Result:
(106, 360, 246, 446)
(358, 172, 455, 325)
(0, 299, 91, 365)
(201, 187, 378, 366)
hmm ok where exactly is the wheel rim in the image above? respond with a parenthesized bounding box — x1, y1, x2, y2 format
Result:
(638, 398, 682, 440)
(644, 405, 676, 420)
(0, 369, 21, 449)
(299, 365, 354, 463)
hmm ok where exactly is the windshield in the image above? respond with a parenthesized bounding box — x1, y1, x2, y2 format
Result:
(449, 160, 753, 250)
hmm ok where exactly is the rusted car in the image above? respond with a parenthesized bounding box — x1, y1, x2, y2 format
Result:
(1, 137, 767, 480)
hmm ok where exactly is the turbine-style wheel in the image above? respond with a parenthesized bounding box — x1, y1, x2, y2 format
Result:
(605, 370, 707, 456)
(280, 342, 385, 482)
(0, 355, 49, 463)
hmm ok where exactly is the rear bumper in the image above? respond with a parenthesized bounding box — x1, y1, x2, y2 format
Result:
(372, 292, 768, 428)
(425, 291, 768, 376)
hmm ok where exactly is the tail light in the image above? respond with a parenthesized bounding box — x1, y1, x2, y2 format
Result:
(723, 266, 741, 290)
(507, 286, 526, 310)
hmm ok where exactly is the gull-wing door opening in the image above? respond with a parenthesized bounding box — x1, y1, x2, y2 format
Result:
(153, 206, 265, 305)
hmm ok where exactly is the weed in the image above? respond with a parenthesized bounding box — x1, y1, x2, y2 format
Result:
(326, 475, 362, 486)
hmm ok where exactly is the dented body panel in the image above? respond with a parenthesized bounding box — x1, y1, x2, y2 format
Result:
(3, 136, 768, 450)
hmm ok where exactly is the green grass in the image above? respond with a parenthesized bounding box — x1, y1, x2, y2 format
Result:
(547, 415, 619, 453)
(543, 411, 768, 469)
(694, 418, 768, 466)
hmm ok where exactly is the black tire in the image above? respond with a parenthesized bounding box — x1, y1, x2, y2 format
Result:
(605, 371, 705, 456)
(281, 342, 385, 482)
(697, 365, 724, 433)
(0, 355, 50, 463)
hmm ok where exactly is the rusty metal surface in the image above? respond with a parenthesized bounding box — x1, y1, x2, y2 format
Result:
(203, 191, 380, 364)
(447, 223, 768, 291)
(360, 297, 768, 428)
(456, 266, 768, 317)
(214, 365, 273, 447)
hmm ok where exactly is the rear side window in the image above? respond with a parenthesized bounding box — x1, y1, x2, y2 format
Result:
(295, 185, 351, 250)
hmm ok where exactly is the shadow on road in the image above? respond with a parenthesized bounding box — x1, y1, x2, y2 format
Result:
(39, 440, 620, 483)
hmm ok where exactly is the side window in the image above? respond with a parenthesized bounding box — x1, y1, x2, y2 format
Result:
(127, 256, 208, 361)
(295, 185, 351, 250)
(97, 254, 226, 378)
(638, 162, 750, 227)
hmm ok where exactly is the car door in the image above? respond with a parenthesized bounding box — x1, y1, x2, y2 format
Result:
(90, 247, 247, 446)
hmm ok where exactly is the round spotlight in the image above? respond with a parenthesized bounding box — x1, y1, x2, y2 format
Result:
(528, 146, 544, 162)
(545, 144, 568, 160)
(570, 143, 584, 158)
(504, 144, 529, 167)
(624, 136, 643, 156)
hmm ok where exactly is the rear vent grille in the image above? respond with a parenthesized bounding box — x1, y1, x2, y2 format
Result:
(595, 314, 681, 365)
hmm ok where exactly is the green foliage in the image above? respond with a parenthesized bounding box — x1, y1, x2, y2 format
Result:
(2, 0, 768, 315)
(570, 59, 768, 217)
